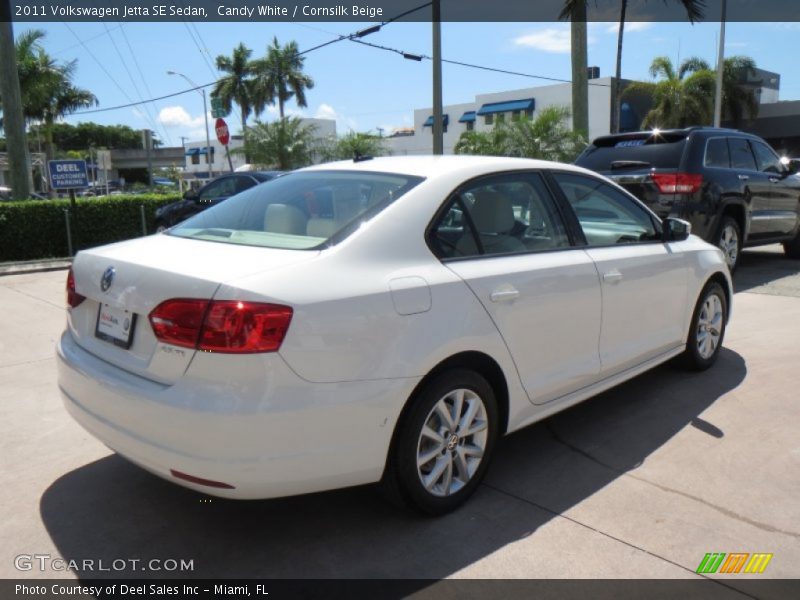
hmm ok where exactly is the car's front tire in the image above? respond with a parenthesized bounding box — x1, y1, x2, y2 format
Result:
(715, 216, 742, 272)
(682, 281, 728, 371)
(383, 369, 499, 515)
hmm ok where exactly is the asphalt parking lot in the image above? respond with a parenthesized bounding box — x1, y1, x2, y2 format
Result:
(1, 246, 798, 594)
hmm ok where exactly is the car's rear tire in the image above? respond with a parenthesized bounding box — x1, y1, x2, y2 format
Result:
(681, 281, 728, 371)
(783, 228, 800, 259)
(715, 216, 742, 272)
(382, 369, 499, 516)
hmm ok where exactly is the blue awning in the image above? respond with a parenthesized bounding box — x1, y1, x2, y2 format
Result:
(423, 114, 449, 127)
(476, 98, 535, 116)
(185, 148, 200, 156)
(459, 111, 476, 123)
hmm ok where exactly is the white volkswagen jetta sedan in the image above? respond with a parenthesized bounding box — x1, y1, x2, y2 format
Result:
(58, 156, 731, 514)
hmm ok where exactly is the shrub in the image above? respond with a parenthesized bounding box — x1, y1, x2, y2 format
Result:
(0, 194, 180, 262)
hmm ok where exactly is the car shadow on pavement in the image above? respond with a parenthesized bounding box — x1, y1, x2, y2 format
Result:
(40, 348, 746, 580)
(735, 248, 800, 294)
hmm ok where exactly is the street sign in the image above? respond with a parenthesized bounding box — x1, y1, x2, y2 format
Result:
(215, 118, 230, 146)
(48, 160, 88, 190)
(210, 97, 228, 119)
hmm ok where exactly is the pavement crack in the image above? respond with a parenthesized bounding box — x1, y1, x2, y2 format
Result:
(2, 284, 65, 310)
(544, 423, 800, 540)
(480, 482, 758, 600)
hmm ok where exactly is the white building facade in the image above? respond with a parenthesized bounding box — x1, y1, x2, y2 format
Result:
(385, 77, 614, 156)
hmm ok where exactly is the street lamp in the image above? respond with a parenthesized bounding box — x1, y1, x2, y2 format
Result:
(167, 70, 213, 179)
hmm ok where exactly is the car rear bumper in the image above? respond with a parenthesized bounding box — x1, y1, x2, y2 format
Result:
(56, 330, 418, 499)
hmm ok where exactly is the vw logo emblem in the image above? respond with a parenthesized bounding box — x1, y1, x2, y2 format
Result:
(100, 267, 116, 292)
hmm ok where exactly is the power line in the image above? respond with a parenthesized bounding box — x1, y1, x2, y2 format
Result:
(100, 22, 171, 144)
(118, 25, 174, 145)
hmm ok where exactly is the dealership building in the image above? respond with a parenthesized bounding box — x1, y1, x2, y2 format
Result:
(382, 66, 800, 157)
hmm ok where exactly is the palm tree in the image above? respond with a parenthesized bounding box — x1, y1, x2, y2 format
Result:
(503, 106, 587, 162)
(3, 29, 62, 125)
(212, 43, 256, 160)
(721, 56, 759, 127)
(319, 131, 386, 161)
(560, 1, 705, 133)
(5, 31, 96, 168)
(454, 106, 586, 162)
(252, 37, 314, 118)
(235, 117, 316, 170)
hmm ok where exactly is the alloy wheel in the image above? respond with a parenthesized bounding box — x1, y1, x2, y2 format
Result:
(719, 224, 739, 269)
(696, 293, 723, 359)
(416, 388, 488, 497)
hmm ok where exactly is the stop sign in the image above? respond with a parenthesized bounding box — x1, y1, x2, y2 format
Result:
(215, 118, 230, 145)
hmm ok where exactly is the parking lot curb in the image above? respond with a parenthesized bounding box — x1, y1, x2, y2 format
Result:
(0, 258, 72, 277)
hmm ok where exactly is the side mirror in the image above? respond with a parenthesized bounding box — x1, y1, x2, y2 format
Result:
(664, 217, 691, 242)
(183, 190, 199, 201)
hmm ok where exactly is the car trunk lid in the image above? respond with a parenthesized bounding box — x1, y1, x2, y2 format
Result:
(68, 234, 318, 384)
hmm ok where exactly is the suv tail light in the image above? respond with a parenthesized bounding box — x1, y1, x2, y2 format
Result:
(149, 299, 293, 353)
(66, 267, 86, 308)
(651, 172, 703, 194)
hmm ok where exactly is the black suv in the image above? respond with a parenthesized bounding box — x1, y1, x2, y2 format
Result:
(154, 171, 282, 231)
(575, 127, 800, 270)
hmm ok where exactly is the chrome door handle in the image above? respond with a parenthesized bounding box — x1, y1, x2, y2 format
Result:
(769, 177, 780, 183)
(490, 288, 520, 303)
(603, 270, 623, 283)
(738, 174, 750, 181)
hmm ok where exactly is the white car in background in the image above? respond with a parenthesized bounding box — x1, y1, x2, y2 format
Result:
(57, 156, 732, 515)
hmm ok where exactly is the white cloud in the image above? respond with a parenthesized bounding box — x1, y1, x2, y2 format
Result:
(315, 103, 337, 120)
(158, 105, 206, 128)
(602, 21, 652, 35)
(514, 27, 596, 54)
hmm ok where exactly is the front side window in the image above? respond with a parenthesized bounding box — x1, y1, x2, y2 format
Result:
(170, 170, 423, 250)
(552, 172, 660, 246)
(750, 140, 783, 174)
(429, 173, 570, 259)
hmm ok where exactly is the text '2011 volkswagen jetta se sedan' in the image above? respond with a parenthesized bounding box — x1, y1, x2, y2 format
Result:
(57, 156, 732, 515)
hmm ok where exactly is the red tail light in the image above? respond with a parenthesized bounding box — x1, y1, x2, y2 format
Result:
(149, 299, 293, 353)
(66, 267, 86, 308)
(149, 299, 209, 348)
(651, 172, 703, 194)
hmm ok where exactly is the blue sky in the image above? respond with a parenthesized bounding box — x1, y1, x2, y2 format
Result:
(16, 20, 800, 146)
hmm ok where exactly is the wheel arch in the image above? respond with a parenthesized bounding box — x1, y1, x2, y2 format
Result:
(383, 351, 511, 479)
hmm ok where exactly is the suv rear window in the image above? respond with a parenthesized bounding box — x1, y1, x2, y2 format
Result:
(575, 132, 688, 171)
(170, 170, 423, 250)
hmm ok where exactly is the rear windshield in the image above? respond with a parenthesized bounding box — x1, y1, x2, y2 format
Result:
(169, 170, 423, 250)
(575, 132, 689, 171)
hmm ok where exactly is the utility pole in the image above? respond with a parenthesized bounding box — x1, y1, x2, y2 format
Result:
(143, 129, 154, 188)
(431, 0, 444, 155)
(713, 0, 727, 128)
(570, 3, 589, 137)
(0, 2, 32, 199)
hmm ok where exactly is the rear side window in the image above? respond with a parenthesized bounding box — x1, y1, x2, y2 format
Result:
(704, 138, 730, 168)
(429, 173, 570, 259)
(576, 132, 688, 171)
(729, 138, 757, 171)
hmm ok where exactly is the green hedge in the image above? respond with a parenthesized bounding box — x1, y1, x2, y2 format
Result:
(0, 194, 181, 262)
